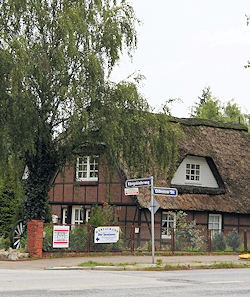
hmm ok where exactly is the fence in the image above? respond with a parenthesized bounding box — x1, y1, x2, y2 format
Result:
(42, 224, 250, 254)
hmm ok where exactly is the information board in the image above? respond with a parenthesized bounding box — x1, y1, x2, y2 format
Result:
(53, 225, 70, 248)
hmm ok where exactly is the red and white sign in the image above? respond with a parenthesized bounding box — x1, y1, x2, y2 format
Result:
(124, 187, 139, 195)
(53, 225, 70, 248)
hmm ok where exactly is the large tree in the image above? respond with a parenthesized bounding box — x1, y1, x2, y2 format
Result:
(190, 86, 250, 128)
(0, 0, 178, 221)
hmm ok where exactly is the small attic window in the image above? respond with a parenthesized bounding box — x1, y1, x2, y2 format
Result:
(186, 163, 200, 181)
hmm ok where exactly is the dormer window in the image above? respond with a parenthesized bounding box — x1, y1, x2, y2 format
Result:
(171, 155, 219, 188)
(186, 163, 200, 181)
(76, 156, 99, 181)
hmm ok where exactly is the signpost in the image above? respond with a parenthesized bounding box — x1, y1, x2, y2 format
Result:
(125, 177, 179, 264)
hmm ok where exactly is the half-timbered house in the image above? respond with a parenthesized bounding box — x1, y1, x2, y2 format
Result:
(48, 117, 250, 248)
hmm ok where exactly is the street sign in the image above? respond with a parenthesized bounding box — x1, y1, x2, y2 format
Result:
(125, 187, 139, 195)
(53, 225, 70, 248)
(153, 187, 178, 197)
(147, 198, 160, 214)
(125, 178, 151, 188)
(94, 226, 120, 243)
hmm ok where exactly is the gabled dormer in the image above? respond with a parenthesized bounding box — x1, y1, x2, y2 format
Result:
(171, 155, 225, 194)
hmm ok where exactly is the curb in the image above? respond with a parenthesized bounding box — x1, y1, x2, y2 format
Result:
(45, 264, 210, 271)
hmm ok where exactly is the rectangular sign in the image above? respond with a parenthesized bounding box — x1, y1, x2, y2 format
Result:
(94, 226, 119, 243)
(125, 178, 151, 188)
(53, 225, 70, 248)
(153, 187, 178, 197)
(125, 187, 139, 195)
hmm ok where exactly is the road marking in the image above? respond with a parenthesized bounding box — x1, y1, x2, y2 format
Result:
(209, 281, 243, 284)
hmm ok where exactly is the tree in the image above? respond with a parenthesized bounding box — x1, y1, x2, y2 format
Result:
(190, 87, 250, 128)
(0, 156, 24, 237)
(0, 0, 178, 221)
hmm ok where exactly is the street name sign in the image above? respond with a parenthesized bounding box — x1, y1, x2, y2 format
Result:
(125, 187, 139, 195)
(94, 226, 120, 243)
(153, 187, 178, 197)
(53, 225, 70, 248)
(125, 178, 151, 188)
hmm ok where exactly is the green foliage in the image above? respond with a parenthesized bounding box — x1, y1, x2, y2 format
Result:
(0, 0, 179, 221)
(211, 232, 226, 251)
(70, 225, 88, 251)
(0, 156, 24, 237)
(174, 211, 203, 251)
(190, 86, 250, 129)
(88, 203, 118, 226)
(0, 236, 11, 250)
(42, 225, 53, 252)
(226, 229, 241, 251)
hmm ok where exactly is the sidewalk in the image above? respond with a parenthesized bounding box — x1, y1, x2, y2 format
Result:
(0, 254, 249, 270)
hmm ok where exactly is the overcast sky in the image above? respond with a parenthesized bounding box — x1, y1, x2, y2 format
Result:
(110, 0, 250, 118)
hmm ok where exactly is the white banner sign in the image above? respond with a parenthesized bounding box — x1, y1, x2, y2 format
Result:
(125, 187, 139, 195)
(94, 226, 119, 243)
(53, 225, 70, 248)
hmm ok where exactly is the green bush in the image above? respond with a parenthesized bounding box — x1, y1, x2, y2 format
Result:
(70, 225, 88, 251)
(212, 232, 226, 251)
(42, 225, 53, 251)
(227, 229, 241, 251)
(0, 236, 10, 250)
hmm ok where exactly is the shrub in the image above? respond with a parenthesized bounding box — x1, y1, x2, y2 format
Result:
(212, 232, 226, 251)
(174, 211, 203, 251)
(227, 229, 241, 251)
(70, 225, 88, 251)
(0, 236, 10, 250)
(42, 225, 53, 251)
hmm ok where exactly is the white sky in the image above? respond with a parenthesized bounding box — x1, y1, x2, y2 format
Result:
(110, 0, 250, 118)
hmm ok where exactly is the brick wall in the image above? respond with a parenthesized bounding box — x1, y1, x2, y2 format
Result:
(26, 220, 43, 258)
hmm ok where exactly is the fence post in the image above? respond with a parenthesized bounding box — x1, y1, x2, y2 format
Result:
(131, 225, 135, 252)
(244, 230, 247, 253)
(171, 228, 175, 254)
(87, 225, 92, 253)
(208, 229, 211, 252)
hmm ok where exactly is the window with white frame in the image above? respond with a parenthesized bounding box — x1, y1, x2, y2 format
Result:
(76, 156, 99, 181)
(162, 212, 176, 238)
(71, 207, 84, 225)
(62, 209, 68, 225)
(208, 214, 222, 236)
(186, 163, 200, 181)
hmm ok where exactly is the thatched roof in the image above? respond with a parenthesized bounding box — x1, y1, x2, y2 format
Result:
(136, 118, 250, 214)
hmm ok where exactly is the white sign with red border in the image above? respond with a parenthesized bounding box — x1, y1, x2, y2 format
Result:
(53, 225, 70, 248)
(124, 187, 139, 195)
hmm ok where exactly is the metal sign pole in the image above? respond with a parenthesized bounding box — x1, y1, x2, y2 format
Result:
(151, 176, 155, 264)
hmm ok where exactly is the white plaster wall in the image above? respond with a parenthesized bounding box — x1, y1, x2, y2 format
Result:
(171, 155, 219, 188)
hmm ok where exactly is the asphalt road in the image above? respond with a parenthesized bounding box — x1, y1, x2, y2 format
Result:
(1, 268, 250, 296)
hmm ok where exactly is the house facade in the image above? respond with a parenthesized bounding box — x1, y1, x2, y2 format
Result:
(48, 118, 250, 248)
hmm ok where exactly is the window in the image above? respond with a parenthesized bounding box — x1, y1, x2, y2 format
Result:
(162, 212, 176, 239)
(208, 214, 222, 236)
(76, 156, 99, 181)
(71, 207, 84, 225)
(62, 209, 67, 225)
(186, 163, 200, 181)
